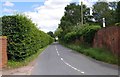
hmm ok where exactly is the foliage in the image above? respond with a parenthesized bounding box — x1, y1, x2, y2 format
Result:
(79, 25, 101, 44)
(7, 47, 46, 68)
(64, 32, 77, 43)
(57, 2, 118, 46)
(64, 24, 101, 44)
(57, 2, 102, 44)
(116, 1, 120, 23)
(57, 2, 119, 65)
(59, 3, 91, 35)
(2, 14, 53, 61)
(54, 28, 63, 40)
(47, 31, 55, 38)
(62, 43, 118, 65)
(0, 17, 2, 35)
(93, 2, 117, 26)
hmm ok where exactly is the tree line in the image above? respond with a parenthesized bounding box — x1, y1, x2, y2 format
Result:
(55, 1, 120, 44)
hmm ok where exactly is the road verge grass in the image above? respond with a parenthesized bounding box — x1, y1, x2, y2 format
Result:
(61, 43, 119, 65)
(7, 46, 47, 69)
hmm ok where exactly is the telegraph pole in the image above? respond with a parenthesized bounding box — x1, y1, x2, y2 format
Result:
(81, 1, 83, 26)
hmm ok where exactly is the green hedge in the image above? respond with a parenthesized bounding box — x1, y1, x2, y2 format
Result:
(64, 32, 77, 43)
(64, 25, 101, 44)
(81, 25, 101, 44)
(2, 14, 53, 61)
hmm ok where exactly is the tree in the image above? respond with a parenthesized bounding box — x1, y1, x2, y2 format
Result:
(47, 31, 54, 38)
(54, 28, 63, 40)
(59, 3, 81, 33)
(116, 1, 120, 23)
(59, 3, 90, 35)
(93, 2, 117, 26)
(0, 17, 2, 35)
(109, 2, 117, 10)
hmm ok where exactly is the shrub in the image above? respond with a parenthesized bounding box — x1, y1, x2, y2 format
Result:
(2, 14, 53, 61)
(64, 32, 77, 43)
(64, 24, 101, 44)
(81, 25, 101, 44)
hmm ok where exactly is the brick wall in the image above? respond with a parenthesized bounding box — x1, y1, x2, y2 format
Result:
(0, 36, 8, 68)
(93, 26, 120, 56)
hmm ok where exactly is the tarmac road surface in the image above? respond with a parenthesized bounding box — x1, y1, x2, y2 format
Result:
(31, 42, 118, 75)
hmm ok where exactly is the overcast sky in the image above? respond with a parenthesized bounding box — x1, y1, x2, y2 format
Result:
(1, 0, 119, 33)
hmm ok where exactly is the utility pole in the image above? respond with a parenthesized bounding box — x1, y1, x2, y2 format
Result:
(81, 1, 83, 26)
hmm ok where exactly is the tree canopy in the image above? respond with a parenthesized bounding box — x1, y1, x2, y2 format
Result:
(47, 31, 55, 38)
(93, 2, 117, 26)
(59, 3, 90, 35)
(56, 2, 119, 43)
(116, 1, 120, 23)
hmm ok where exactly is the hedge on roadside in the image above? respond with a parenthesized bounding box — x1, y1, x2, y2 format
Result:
(81, 25, 101, 44)
(2, 14, 53, 61)
(64, 25, 101, 44)
(64, 32, 77, 43)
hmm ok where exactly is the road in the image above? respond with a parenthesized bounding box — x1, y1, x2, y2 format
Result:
(31, 42, 118, 75)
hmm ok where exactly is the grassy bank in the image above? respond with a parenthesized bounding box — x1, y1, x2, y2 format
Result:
(61, 43, 118, 65)
(7, 46, 47, 69)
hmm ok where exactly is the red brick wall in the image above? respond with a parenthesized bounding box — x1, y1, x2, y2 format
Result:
(0, 36, 8, 68)
(93, 26, 120, 56)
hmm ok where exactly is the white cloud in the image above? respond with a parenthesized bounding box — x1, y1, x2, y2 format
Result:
(24, 0, 72, 33)
(25, 0, 119, 33)
(3, 8, 17, 13)
(79, 0, 95, 7)
(3, 1, 14, 7)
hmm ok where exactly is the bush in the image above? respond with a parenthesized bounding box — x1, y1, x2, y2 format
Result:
(64, 32, 77, 43)
(2, 14, 53, 61)
(64, 24, 101, 44)
(81, 25, 101, 44)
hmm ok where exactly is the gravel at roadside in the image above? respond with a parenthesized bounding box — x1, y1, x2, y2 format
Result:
(2, 59, 36, 75)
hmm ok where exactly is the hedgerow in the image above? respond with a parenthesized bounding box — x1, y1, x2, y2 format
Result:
(64, 24, 101, 44)
(64, 32, 77, 43)
(2, 14, 53, 61)
(80, 25, 101, 44)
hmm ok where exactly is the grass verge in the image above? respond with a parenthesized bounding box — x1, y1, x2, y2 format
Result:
(61, 43, 119, 65)
(7, 46, 47, 69)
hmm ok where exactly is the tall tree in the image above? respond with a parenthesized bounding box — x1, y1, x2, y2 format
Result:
(93, 2, 116, 26)
(109, 2, 117, 10)
(47, 31, 54, 38)
(54, 28, 63, 38)
(59, 3, 90, 35)
(116, 1, 120, 23)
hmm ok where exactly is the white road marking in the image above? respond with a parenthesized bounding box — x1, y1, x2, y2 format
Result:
(62, 57, 84, 74)
(57, 52, 60, 56)
(55, 46, 60, 56)
(55, 45, 85, 74)
(61, 58, 63, 60)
